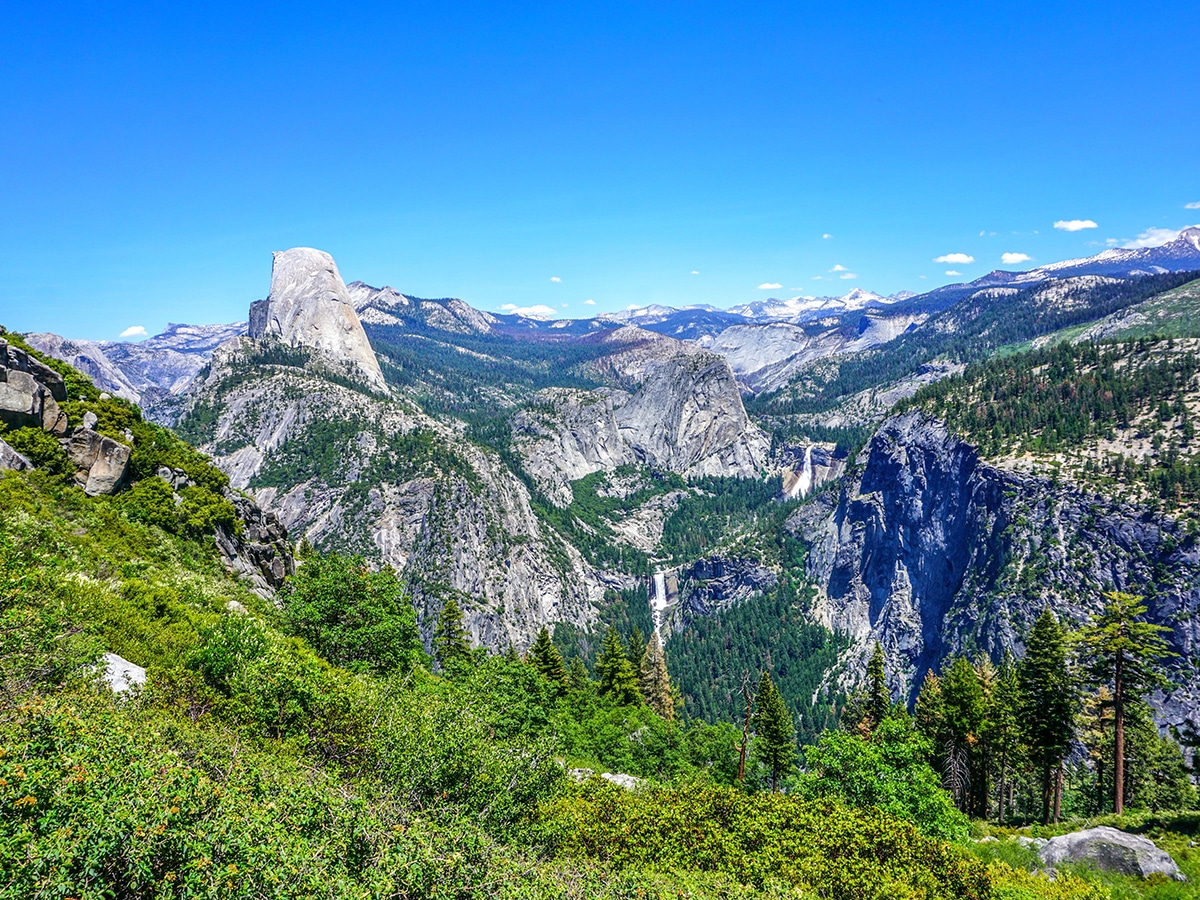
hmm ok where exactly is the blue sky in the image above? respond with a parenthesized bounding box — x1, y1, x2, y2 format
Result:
(2, 0, 1198, 338)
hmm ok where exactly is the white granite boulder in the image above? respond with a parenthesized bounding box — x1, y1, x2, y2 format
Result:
(1039, 826, 1185, 881)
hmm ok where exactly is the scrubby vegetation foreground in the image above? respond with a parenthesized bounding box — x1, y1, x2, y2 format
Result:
(6, 476, 1190, 899)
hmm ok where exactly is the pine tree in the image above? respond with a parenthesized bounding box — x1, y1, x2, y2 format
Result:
(751, 670, 796, 792)
(433, 598, 472, 675)
(866, 642, 890, 731)
(1076, 591, 1176, 815)
(595, 626, 639, 705)
(639, 636, 674, 720)
(984, 652, 1022, 823)
(940, 656, 985, 815)
(568, 656, 591, 692)
(1019, 608, 1076, 824)
(627, 625, 646, 669)
(529, 626, 569, 693)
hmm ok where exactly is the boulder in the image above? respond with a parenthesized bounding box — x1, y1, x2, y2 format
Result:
(102, 652, 146, 693)
(1, 338, 66, 401)
(1, 341, 69, 435)
(0, 437, 31, 471)
(66, 427, 131, 496)
(0, 367, 44, 430)
(1039, 826, 1186, 881)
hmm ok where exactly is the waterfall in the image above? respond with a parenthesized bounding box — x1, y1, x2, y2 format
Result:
(786, 445, 815, 499)
(651, 570, 669, 642)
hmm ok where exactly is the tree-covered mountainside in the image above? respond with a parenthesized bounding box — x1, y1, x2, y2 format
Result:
(903, 336, 1200, 512)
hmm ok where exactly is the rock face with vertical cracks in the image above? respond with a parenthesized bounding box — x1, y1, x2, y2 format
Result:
(248, 248, 387, 393)
(793, 409, 1199, 735)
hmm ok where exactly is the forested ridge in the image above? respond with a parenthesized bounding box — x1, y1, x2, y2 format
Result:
(905, 336, 1200, 510)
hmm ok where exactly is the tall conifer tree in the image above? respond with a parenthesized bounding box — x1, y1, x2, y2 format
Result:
(752, 671, 796, 792)
(639, 636, 674, 720)
(1019, 608, 1076, 824)
(596, 626, 640, 704)
(433, 598, 472, 675)
(529, 626, 569, 693)
(1076, 591, 1175, 814)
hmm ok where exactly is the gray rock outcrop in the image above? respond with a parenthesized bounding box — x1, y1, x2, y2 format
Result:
(102, 652, 147, 693)
(0, 338, 68, 436)
(614, 351, 770, 478)
(214, 492, 295, 598)
(794, 409, 1200, 732)
(0, 437, 31, 471)
(1039, 826, 1185, 881)
(66, 427, 131, 496)
(249, 248, 386, 393)
(677, 557, 778, 623)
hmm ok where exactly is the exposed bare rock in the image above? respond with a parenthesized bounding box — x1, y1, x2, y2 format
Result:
(0, 337, 68, 435)
(249, 248, 386, 393)
(182, 338, 601, 651)
(65, 427, 131, 495)
(1040, 827, 1185, 881)
(102, 652, 146, 693)
(511, 388, 636, 505)
(214, 491, 295, 598)
(793, 409, 1200, 734)
(614, 352, 770, 478)
(0, 437, 30, 471)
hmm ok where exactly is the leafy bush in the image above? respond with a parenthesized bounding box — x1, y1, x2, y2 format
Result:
(277, 553, 422, 676)
(798, 716, 971, 841)
(541, 781, 991, 900)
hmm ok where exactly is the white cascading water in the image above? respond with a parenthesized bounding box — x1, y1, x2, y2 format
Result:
(786, 445, 814, 499)
(651, 570, 669, 641)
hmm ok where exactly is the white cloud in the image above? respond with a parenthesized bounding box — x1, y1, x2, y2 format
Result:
(839, 272, 858, 280)
(830, 264, 848, 272)
(935, 253, 974, 264)
(1054, 219, 1098, 232)
(550, 276, 562, 283)
(119, 325, 147, 338)
(945, 270, 962, 276)
(560, 303, 569, 308)
(1122, 226, 1185, 249)
(758, 282, 783, 290)
(1185, 202, 1200, 210)
(1001, 252, 1032, 265)
(500, 303, 558, 318)
(811, 275, 825, 281)
(583, 298, 596, 305)
(980, 231, 986, 237)
(919, 275, 928, 279)
(691, 269, 700, 275)
(822, 233, 832, 239)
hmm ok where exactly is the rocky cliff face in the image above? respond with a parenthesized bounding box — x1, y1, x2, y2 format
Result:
(511, 334, 770, 505)
(793, 409, 1200, 734)
(249, 248, 386, 393)
(182, 254, 603, 650)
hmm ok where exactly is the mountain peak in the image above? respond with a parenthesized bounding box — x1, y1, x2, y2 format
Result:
(248, 248, 386, 392)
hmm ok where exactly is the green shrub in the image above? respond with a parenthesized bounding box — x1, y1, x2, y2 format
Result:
(798, 715, 971, 841)
(119, 475, 180, 532)
(541, 781, 991, 900)
(278, 553, 422, 676)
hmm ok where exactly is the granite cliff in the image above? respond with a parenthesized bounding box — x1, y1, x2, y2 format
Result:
(793, 409, 1200, 735)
